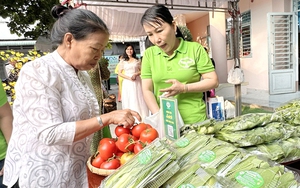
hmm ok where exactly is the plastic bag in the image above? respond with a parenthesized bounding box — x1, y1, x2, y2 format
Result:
(144, 110, 184, 139)
(224, 100, 235, 119)
(227, 67, 244, 84)
(144, 112, 163, 138)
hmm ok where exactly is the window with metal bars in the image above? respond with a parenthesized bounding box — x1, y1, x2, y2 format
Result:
(226, 11, 251, 59)
(225, 19, 233, 59)
(240, 11, 251, 57)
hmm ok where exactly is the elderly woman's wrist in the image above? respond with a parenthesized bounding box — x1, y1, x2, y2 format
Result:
(96, 115, 104, 127)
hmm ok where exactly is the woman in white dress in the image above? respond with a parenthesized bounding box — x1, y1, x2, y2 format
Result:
(118, 44, 149, 119)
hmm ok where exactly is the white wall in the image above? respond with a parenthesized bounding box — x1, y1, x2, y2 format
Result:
(209, 12, 227, 83)
(227, 0, 293, 94)
(237, 0, 272, 92)
(187, 12, 228, 83)
(182, 0, 295, 95)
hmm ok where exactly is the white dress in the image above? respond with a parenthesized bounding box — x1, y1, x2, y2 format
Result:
(120, 59, 149, 119)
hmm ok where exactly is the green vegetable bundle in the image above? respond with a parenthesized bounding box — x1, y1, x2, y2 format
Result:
(220, 113, 280, 132)
(164, 135, 300, 188)
(246, 142, 285, 162)
(180, 119, 215, 135)
(163, 138, 240, 187)
(216, 122, 295, 147)
(273, 107, 300, 125)
(100, 139, 179, 188)
(163, 162, 233, 187)
(224, 155, 300, 188)
(275, 98, 300, 111)
(170, 131, 212, 166)
(245, 137, 300, 163)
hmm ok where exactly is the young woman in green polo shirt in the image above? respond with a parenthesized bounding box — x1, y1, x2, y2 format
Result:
(140, 4, 219, 125)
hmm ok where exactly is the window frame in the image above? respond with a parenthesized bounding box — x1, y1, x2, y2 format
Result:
(240, 11, 252, 58)
(226, 10, 252, 60)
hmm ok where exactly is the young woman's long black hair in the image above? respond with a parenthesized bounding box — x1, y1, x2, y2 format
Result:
(140, 4, 184, 40)
(122, 43, 137, 61)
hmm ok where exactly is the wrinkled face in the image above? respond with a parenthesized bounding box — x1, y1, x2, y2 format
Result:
(143, 20, 177, 55)
(125, 46, 134, 57)
(67, 32, 109, 70)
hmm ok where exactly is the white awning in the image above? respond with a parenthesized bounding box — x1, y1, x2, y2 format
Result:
(0, 40, 36, 46)
(80, 0, 232, 41)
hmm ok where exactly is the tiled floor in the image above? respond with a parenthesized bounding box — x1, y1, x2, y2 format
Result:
(216, 84, 300, 111)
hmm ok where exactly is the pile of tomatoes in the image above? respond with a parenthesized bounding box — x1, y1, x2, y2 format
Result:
(91, 123, 159, 170)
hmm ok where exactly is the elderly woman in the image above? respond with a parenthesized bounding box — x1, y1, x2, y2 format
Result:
(3, 5, 141, 188)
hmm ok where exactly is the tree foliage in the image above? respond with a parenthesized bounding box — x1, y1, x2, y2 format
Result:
(0, 0, 59, 39)
(178, 26, 193, 42)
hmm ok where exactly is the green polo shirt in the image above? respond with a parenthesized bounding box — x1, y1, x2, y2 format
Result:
(141, 38, 215, 124)
(0, 80, 8, 160)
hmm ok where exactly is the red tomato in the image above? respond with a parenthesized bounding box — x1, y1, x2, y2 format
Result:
(116, 152, 124, 159)
(131, 123, 152, 139)
(99, 138, 116, 146)
(139, 128, 159, 144)
(115, 126, 131, 137)
(134, 141, 146, 154)
(98, 139, 117, 154)
(100, 158, 121, 169)
(91, 154, 105, 168)
(115, 133, 136, 152)
(98, 141, 118, 161)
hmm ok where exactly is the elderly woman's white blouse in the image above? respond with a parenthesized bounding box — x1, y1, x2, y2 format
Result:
(3, 51, 99, 187)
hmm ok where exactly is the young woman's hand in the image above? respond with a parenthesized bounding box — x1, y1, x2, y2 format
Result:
(159, 79, 185, 97)
(131, 74, 137, 81)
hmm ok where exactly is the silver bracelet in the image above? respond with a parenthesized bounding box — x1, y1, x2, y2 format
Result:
(96, 115, 104, 127)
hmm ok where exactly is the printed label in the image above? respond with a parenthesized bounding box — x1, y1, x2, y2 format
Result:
(138, 148, 152, 164)
(161, 97, 180, 141)
(235, 170, 264, 188)
(175, 137, 190, 148)
(178, 184, 195, 188)
(198, 150, 216, 163)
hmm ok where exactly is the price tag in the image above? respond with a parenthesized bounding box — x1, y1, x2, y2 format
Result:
(160, 97, 180, 141)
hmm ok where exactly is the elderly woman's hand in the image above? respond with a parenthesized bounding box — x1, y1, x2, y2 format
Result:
(107, 109, 141, 129)
(159, 79, 185, 97)
(0, 167, 3, 176)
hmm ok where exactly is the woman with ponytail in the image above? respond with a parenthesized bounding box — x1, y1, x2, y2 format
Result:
(3, 5, 141, 188)
(140, 4, 219, 125)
